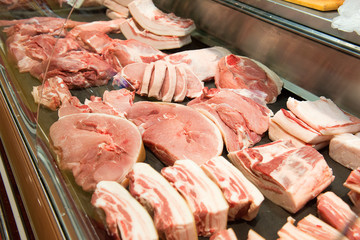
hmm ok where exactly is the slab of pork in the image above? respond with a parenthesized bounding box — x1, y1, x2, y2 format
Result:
(329, 133, 360, 170)
(162, 159, 229, 237)
(91, 181, 158, 240)
(127, 162, 198, 240)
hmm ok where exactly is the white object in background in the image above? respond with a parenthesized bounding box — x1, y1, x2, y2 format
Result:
(331, 0, 360, 35)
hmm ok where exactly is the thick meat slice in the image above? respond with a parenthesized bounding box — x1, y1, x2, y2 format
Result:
(228, 140, 334, 213)
(91, 181, 158, 240)
(128, 0, 195, 36)
(210, 228, 238, 240)
(148, 60, 167, 99)
(127, 163, 198, 240)
(173, 65, 187, 102)
(120, 18, 192, 50)
(164, 46, 231, 81)
(120, 62, 148, 90)
(277, 218, 318, 240)
(317, 191, 360, 240)
(160, 62, 177, 102)
(127, 101, 223, 165)
(329, 133, 360, 170)
(297, 214, 349, 240)
(49, 113, 145, 191)
(215, 54, 283, 103)
(161, 160, 229, 237)
(287, 97, 360, 135)
(201, 156, 264, 221)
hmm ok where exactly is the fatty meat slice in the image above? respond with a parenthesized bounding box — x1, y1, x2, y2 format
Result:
(329, 133, 360, 170)
(201, 156, 264, 221)
(210, 228, 238, 240)
(127, 163, 198, 240)
(127, 101, 223, 165)
(160, 62, 177, 102)
(91, 181, 158, 240)
(287, 97, 360, 135)
(128, 0, 196, 37)
(161, 160, 229, 237)
(228, 140, 334, 213)
(50, 113, 145, 191)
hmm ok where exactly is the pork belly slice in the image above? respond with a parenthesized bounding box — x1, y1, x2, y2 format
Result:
(277, 217, 318, 240)
(173, 65, 187, 102)
(201, 156, 264, 221)
(50, 113, 145, 191)
(120, 18, 192, 50)
(215, 54, 283, 103)
(148, 60, 167, 99)
(247, 229, 265, 240)
(128, 0, 195, 37)
(127, 101, 223, 165)
(228, 140, 334, 213)
(162, 160, 229, 237)
(127, 163, 198, 240)
(329, 133, 360, 170)
(119, 62, 148, 90)
(210, 228, 238, 240)
(160, 62, 177, 102)
(164, 46, 231, 81)
(91, 181, 158, 240)
(139, 62, 155, 96)
(269, 119, 330, 150)
(287, 97, 360, 135)
(317, 191, 360, 240)
(297, 214, 349, 240)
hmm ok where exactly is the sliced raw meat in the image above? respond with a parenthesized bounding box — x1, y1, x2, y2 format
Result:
(215, 54, 283, 103)
(188, 88, 271, 152)
(120, 18, 192, 50)
(103, 89, 135, 117)
(91, 181, 158, 240)
(127, 163, 198, 240)
(277, 217, 318, 240)
(287, 97, 360, 135)
(344, 168, 360, 193)
(148, 60, 167, 99)
(128, 0, 195, 36)
(161, 160, 229, 237)
(210, 228, 238, 240)
(201, 156, 264, 221)
(127, 101, 223, 165)
(120, 62, 148, 90)
(173, 65, 187, 102)
(139, 62, 154, 95)
(228, 140, 334, 213)
(160, 62, 177, 102)
(49, 113, 145, 191)
(164, 46, 231, 81)
(247, 229, 265, 240)
(329, 133, 360, 170)
(317, 191, 360, 240)
(297, 214, 349, 240)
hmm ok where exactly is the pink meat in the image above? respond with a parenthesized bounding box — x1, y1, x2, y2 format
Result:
(210, 228, 238, 240)
(49, 113, 145, 191)
(91, 181, 158, 240)
(148, 60, 167, 99)
(127, 101, 223, 165)
(161, 160, 229, 237)
(215, 54, 283, 103)
(120, 62, 148, 90)
(173, 65, 187, 102)
(201, 156, 264, 221)
(160, 62, 177, 102)
(127, 163, 197, 240)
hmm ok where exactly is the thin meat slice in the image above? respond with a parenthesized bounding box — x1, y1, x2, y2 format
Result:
(160, 62, 177, 102)
(127, 101, 223, 165)
(173, 65, 187, 102)
(91, 181, 158, 240)
(210, 228, 238, 240)
(120, 18, 192, 50)
(228, 140, 334, 213)
(329, 133, 360, 170)
(215, 54, 283, 103)
(127, 163, 198, 240)
(120, 62, 148, 90)
(128, 0, 196, 36)
(317, 191, 360, 240)
(161, 160, 229, 237)
(277, 217, 318, 240)
(50, 113, 145, 191)
(139, 62, 155, 95)
(287, 97, 360, 135)
(201, 156, 264, 221)
(148, 60, 167, 99)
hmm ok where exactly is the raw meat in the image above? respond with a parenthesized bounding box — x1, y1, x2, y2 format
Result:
(201, 156, 264, 221)
(277, 217, 318, 240)
(148, 60, 167, 99)
(164, 46, 231, 81)
(228, 140, 334, 213)
(215, 54, 283, 103)
(91, 181, 158, 240)
(49, 113, 145, 191)
(120, 62, 148, 90)
(120, 18, 192, 50)
(317, 191, 360, 240)
(161, 160, 229, 237)
(297, 214, 349, 240)
(128, 0, 196, 36)
(210, 228, 238, 240)
(127, 101, 223, 165)
(329, 133, 360, 170)
(188, 88, 271, 152)
(160, 62, 177, 102)
(287, 97, 360, 135)
(127, 163, 198, 240)
(247, 229, 265, 240)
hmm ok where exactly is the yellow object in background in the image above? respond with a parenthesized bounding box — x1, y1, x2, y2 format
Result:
(282, 0, 344, 11)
